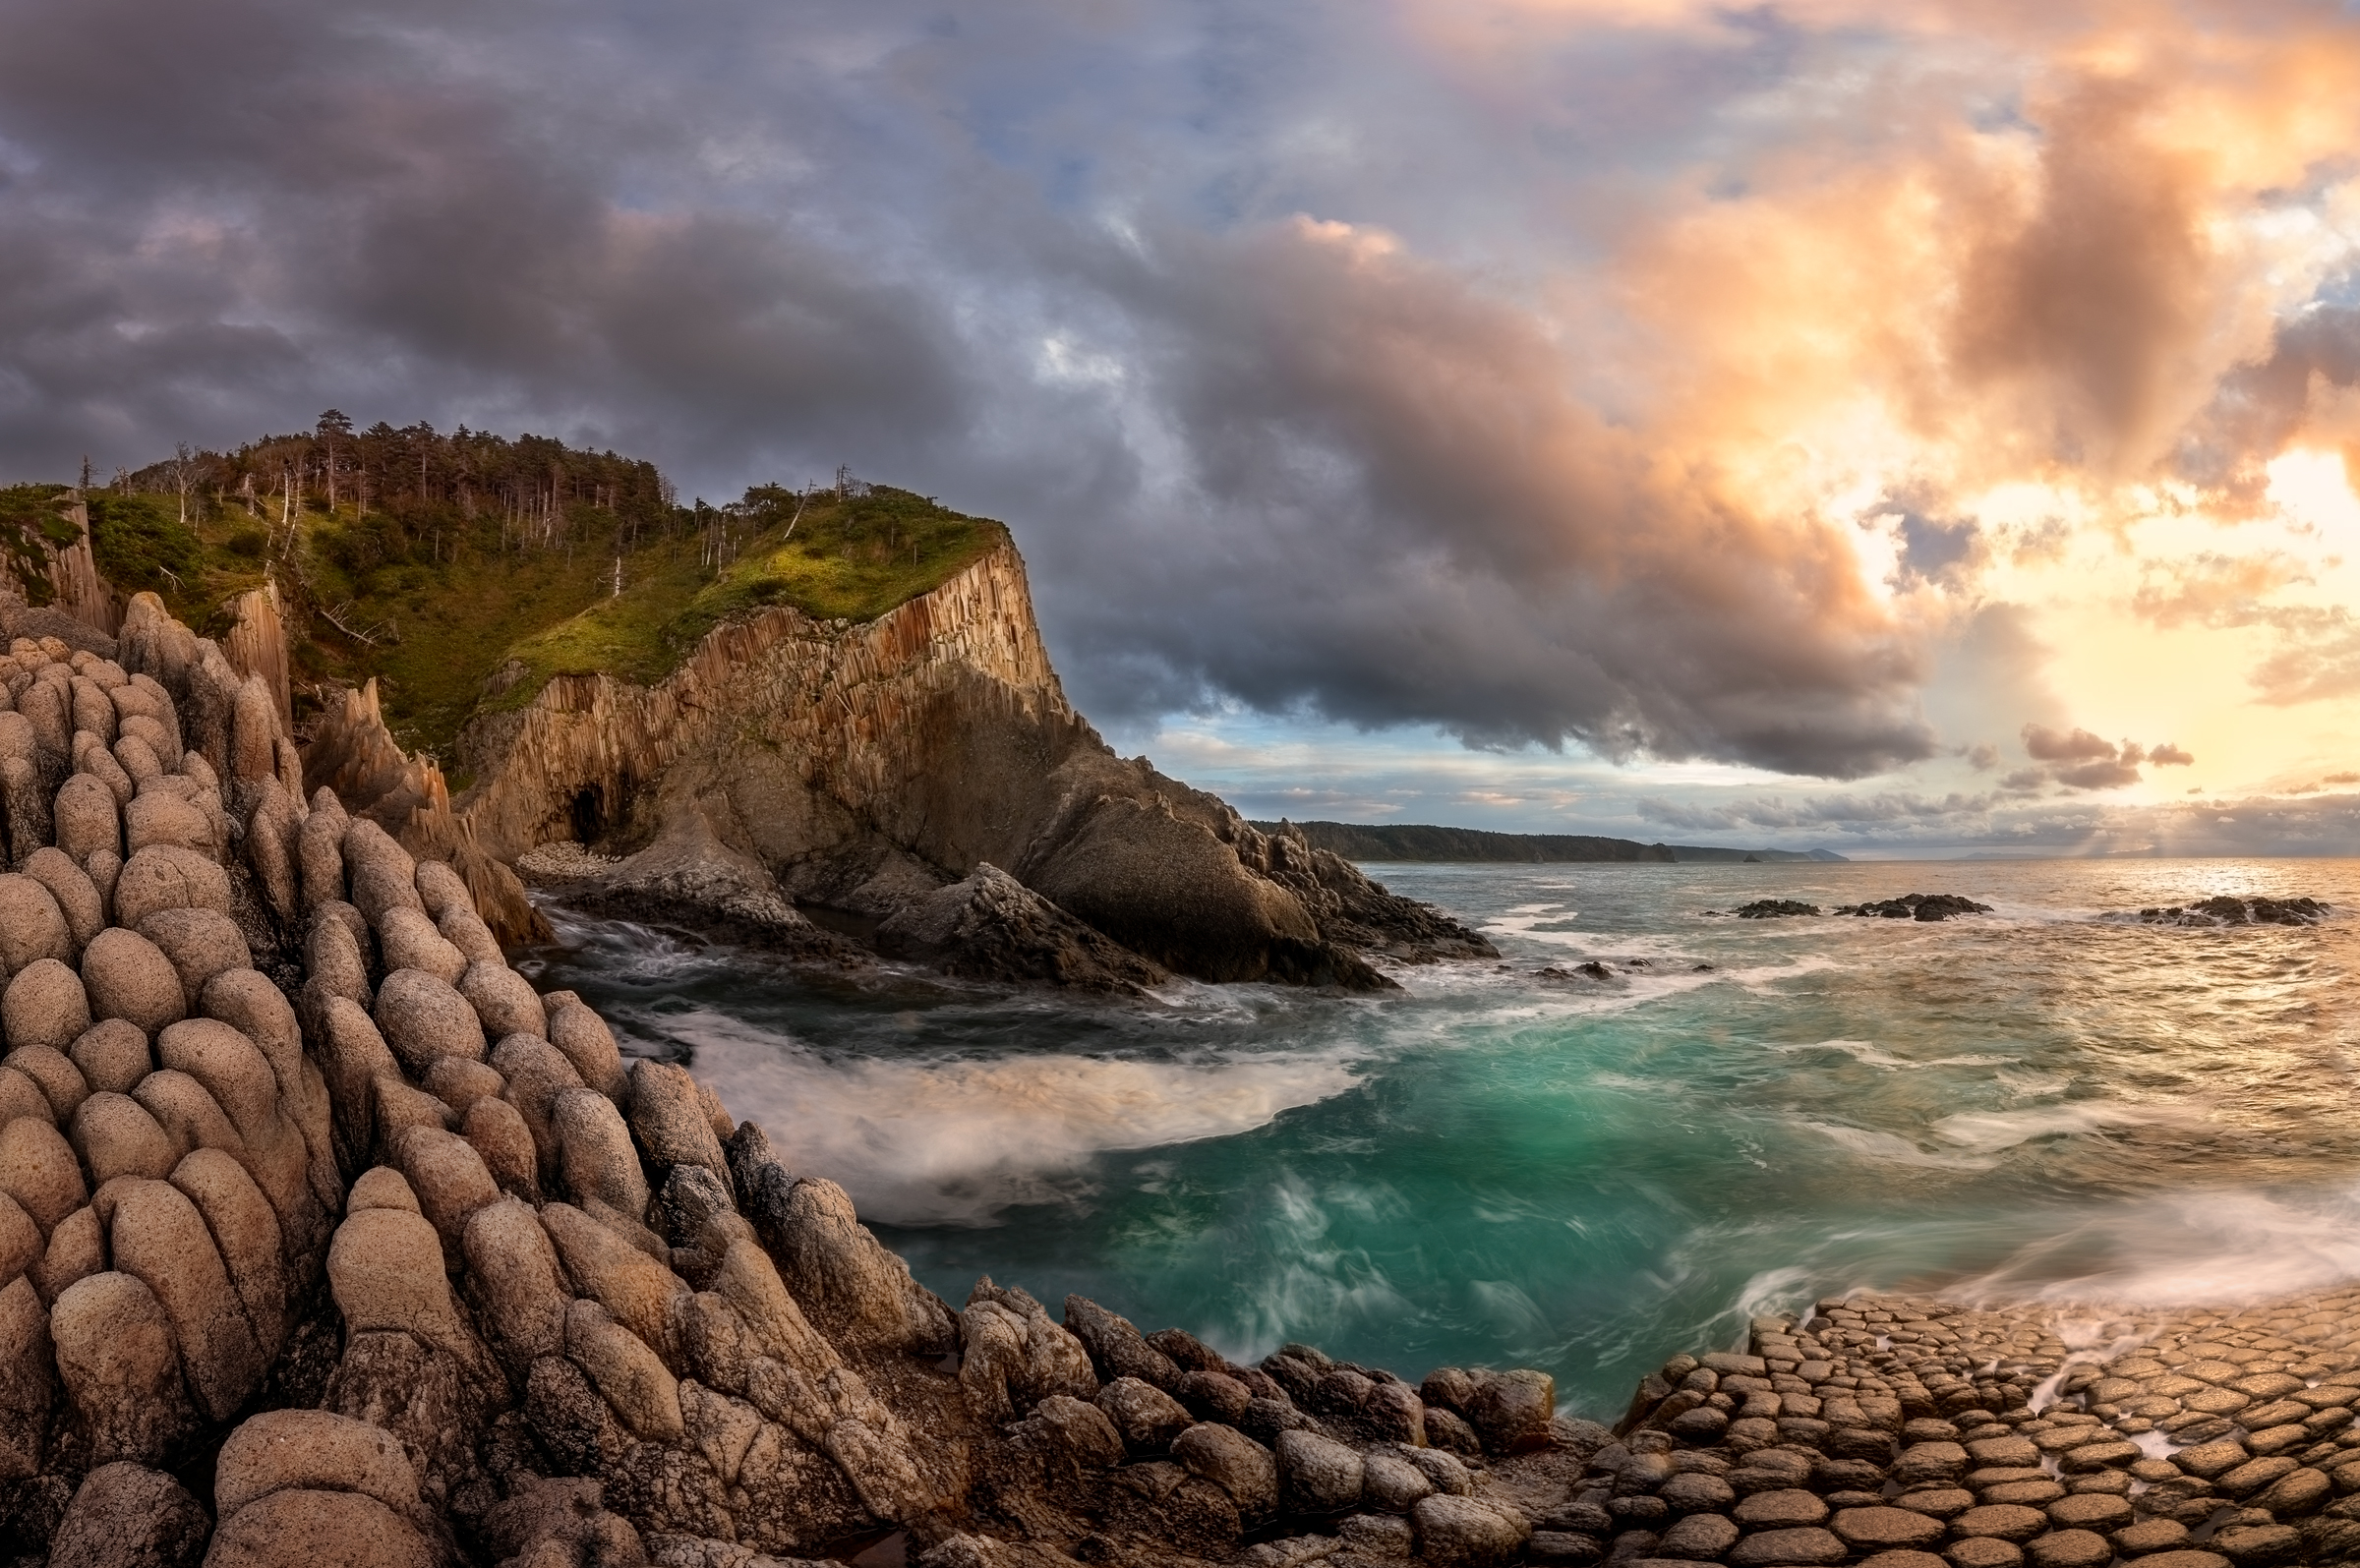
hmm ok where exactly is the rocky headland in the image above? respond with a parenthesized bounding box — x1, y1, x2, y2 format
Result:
(306, 539, 1493, 994)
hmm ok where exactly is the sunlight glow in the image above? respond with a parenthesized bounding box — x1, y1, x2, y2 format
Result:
(2267, 448, 2360, 538)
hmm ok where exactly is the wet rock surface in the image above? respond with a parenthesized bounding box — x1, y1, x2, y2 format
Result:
(1831, 894, 1993, 920)
(872, 863, 1170, 995)
(2130, 897, 2329, 927)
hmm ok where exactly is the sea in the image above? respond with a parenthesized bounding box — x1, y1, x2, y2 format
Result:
(515, 857, 2360, 1423)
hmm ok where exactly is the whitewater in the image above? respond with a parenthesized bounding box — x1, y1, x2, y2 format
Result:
(516, 857, 2360, 1423)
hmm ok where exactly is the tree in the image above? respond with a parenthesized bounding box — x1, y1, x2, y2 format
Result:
(318, 410, 352, 509)
(169, 443, 197, 529)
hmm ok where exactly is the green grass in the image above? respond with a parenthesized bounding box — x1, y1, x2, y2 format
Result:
(87, 492, 266, 627)
(494, 489, 1007, 713)
(291, 485, 1004, 762)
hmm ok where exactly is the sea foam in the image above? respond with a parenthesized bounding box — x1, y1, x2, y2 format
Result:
(657, 1004, 1361, 1224)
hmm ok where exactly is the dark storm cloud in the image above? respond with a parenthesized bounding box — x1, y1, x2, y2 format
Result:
(1030, 216, 1936, 775)
(0, 0, 978, 481)
(2015, 724, 2180, 790)
(0, 0, 1953, 778)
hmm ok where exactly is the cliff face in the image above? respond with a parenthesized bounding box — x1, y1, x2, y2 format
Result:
(455, 543, 1083, 900)
(384, 541, 1494, 987)
(0, 492, 125, 644)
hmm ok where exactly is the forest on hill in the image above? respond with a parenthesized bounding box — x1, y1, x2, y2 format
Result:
(0, 414, 1007, 767)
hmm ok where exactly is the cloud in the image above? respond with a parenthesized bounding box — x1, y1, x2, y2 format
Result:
(1947, 73, 2223, 474)
(1046, 214, 1937, 775)
(2176, 305, 2360, 498)
(1635, 790, 1995, 834)
(2131, 552, 2313, 630)
(2150, 742, 2195, 766)
(0, 0, 2357, 790)
(2017, 722, 2180, 789)
(2022, 725, 2118, 762)
(2050, 758, 2143, 790)
(2248, 611, 2360, 706)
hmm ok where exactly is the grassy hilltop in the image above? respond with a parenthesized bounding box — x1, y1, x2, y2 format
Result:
(8, 422, 1007, 771)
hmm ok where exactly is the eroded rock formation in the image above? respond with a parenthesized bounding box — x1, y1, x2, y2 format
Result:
(311, 542, 1493, 991)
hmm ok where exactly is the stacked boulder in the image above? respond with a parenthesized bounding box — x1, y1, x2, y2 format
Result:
(935, 1287, 1585, 1568)
(0, 613, 335, 1511)
(0, 597, 984, 1565)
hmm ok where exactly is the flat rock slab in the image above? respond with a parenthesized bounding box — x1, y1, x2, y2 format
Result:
(1943, 1541, 2024, 1568)
(1951, 1505, 2048, 1543)
(2208, 1524, 2300, 1566)
(1980, 1481, 2063, 1508)
(1966, 1438, 2039, 1468)
(1729, 1526, 1847, 1566)
(1895, 1488, 1975, 1519)
(1835, 1507, 1946, 1550)
(1657, 1512, 1738, 1559)
(2044, 1493, 2130, 1531)
(2058, 1439, 2141, 1472)
(2110, 1519, 2190, 1554)
(1733, 1489, 1828, 1529)
(2023, 1530, 2111, 1568)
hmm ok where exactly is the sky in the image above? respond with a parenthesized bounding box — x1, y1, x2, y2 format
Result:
(6, 1, 2360, 855)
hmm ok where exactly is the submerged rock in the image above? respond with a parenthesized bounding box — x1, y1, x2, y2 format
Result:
(2133, 895, 2328, 926)
(1536, 961, 1620, 982)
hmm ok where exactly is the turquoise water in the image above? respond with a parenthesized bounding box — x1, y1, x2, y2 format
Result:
(519, 858, 2360, 1422)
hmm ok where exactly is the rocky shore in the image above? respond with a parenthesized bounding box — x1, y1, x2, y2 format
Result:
(1588, 1287, 2360, 1568)
(0, 590, 2352, 1567)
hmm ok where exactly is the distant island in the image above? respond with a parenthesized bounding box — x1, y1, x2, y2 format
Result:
(1252, 820, 1849, 864)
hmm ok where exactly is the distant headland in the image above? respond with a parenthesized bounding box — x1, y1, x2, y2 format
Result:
(1248, 820, 1850, 866)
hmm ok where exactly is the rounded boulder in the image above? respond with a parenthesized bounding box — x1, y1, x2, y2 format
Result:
(1413, 1494, 1531, 1568)
(47, 1460, 210, 1568)
(53, 773, 122, 864)
(110, 845, 232, 931)
(0, 874, 73, 975)
(206, 1488, 438, 1568)
(1276, 1426, 1365, 1515)
(6, 956, 91, 1055)
(70, 1018, 151, 1095)
(374, 968, 487, 1075)
(458, 960, 544, 1042)
(83, 928, 188, 1034)
(1174, 1423, 1278, 1518)
(378, 907, 466, 986)
(215, 1407, 424, 1523)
